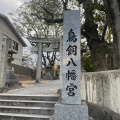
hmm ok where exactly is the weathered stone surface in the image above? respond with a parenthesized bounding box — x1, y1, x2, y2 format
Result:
(6, 69, 16, 79)
(81, 70, 120, 114)
(54, 10, 88, 120)
(54, 102, 88, 120)
(61, 10, 81, 104)
(88, 102, 120, 120)
(36, 43, 42, 83)
(43, 72, 52, 80)
(0, 39, 8, 88)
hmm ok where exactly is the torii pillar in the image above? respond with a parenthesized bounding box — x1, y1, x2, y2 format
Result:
(36, 43, 42, 83)
(28, 38, 60, 83)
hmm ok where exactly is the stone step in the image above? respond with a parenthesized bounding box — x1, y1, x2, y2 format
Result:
(0, 112, 52, 120)
(0, 94, 59, 119)
(0, 106, 54, 115)
(0, 99, 56, 108)
(0, 94, 59, 101)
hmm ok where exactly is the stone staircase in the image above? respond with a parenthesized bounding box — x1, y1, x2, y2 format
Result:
(0, 94, 59, 120)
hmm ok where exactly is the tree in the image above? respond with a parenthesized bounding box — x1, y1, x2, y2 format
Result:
(102, 0, 120, 69)
(79, 0, 113, 71)
(9, 0, 114, 71)
(34, 0, 114, 71)
(22, 47, 37, 69)
(9, 1, 62, 68)
(31, 0, 64, 24)
(42, 52, 60, 67)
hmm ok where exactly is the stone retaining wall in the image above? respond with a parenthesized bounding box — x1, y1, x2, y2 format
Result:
(10, 63, 36, 80)
(15, 74, 32, 81)
(88, 102, 120, 120)
(82, 70, 120, 114)
(11, 63, 36, 77)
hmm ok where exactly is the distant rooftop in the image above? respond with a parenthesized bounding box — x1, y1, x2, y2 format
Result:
(0, 13, 27, 47)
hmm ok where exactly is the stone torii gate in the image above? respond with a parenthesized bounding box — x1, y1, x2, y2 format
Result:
(28, 37, 60, 83)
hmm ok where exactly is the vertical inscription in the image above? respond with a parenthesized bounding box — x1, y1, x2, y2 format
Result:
(65, 29, 78, 96)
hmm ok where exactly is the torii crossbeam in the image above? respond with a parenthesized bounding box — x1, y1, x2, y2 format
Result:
(28, 37, 61, 83)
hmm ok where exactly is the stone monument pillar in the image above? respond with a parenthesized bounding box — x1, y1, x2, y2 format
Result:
(54, 10, 88, 120)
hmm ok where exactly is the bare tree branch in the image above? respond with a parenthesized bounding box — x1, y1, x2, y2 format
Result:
(61, 0, 68, 10)
(102, 22, 108, 41)
(42, 52, 47, 66)
(41, 6, 53, 19)
(76, 0, 84, 4)
(31, 13, 63, 24)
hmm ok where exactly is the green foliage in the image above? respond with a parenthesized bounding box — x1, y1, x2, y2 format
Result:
(8, 1, 63, 39)
(83, 54, 94, 72)
(9, 0, 115, 71)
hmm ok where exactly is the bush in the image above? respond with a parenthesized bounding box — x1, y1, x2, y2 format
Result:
(83, 54, 94, 72)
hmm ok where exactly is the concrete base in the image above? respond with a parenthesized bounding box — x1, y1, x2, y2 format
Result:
(54, 102, 88, 120)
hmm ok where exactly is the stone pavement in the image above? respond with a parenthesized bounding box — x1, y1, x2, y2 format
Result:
(1, 79, 95, 120)
(4, 80, 61, 95)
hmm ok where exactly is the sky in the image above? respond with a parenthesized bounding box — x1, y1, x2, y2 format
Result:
(0, 0, 30, 16)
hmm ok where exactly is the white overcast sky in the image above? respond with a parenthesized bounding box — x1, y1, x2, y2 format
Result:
(0, 0, 30, 16)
